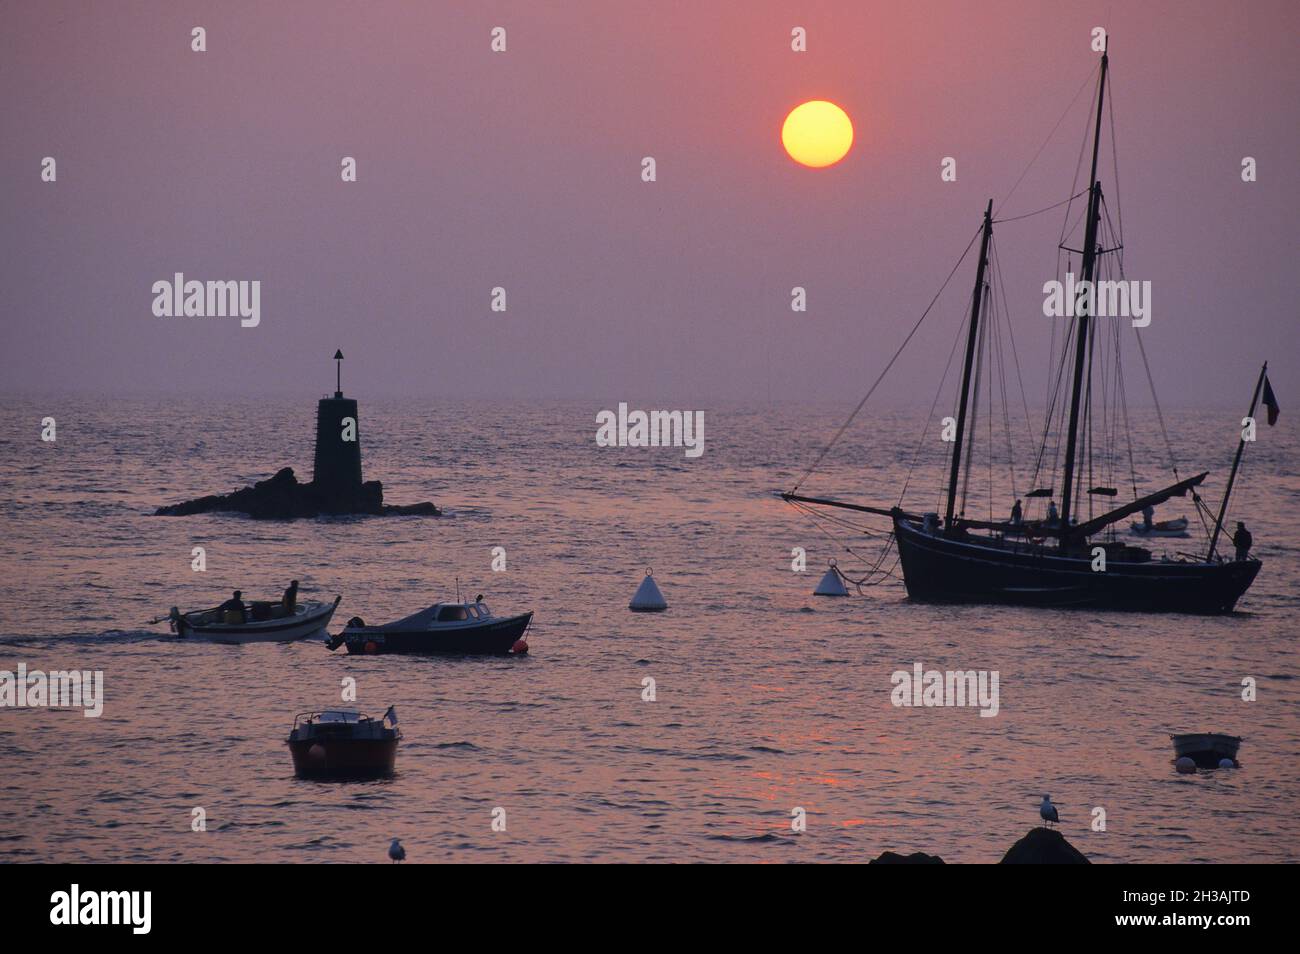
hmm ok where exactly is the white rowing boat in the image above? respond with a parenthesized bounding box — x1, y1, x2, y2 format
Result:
(1129, 516, 1190, 537)
(168, 596, 341, 644)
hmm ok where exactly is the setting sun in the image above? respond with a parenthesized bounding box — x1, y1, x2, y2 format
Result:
(782, 100, 854, 168)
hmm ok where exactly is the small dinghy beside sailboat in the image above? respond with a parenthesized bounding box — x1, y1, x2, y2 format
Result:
(1129, 516, 1189, 538)
(326, 596, 532, 655)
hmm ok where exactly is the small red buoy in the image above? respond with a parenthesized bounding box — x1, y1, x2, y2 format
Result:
(511, 639, 529, 654)
(364, 640, 378, 654)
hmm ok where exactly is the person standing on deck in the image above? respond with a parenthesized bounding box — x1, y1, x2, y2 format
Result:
(1233, 522, 1254, 561)
(1010, 499, 1023, 526)
(1142, 505, 1155, 529)
(1046, 500, 1059, 526)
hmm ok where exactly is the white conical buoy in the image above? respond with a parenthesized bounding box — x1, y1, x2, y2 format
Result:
(629, 568, 667, 612)
(813, 561, 849, 597)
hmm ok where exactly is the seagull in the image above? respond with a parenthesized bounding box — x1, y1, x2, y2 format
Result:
(388, 838, 406, 863)
(1039, 795, 1060, 828)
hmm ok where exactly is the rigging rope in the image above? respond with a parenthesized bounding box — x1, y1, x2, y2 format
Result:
(996, 62, 1100, 219)
(993, 188, 1091, 224)
(790, 223, 983, 493)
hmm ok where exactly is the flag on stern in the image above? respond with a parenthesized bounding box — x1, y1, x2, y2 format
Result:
(1262, 375, 1280, 426)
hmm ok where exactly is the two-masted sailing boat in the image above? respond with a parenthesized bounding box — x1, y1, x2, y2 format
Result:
(783, 43, 1271, 614)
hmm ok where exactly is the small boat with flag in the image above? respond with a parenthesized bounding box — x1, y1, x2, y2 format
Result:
(326, 596, 532, 655)
(288, 707, 400, 779)
(781, 39, 1275, 615)
(167, 595, 341, 643)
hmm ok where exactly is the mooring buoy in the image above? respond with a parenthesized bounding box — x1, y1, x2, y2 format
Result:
(813, 560, 849, 597)
(629, 568, 668, 612)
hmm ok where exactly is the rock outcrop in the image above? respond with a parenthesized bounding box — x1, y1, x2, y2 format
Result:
(155, 467, 439, 520)
(999, 827, 1090, 864)
(869, 850, 946, 864)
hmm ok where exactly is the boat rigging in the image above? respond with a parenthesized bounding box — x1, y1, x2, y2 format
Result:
(782, 40, 1270, 613)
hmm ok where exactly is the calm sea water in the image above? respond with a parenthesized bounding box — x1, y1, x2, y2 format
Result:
(1, 396, 1296, 863)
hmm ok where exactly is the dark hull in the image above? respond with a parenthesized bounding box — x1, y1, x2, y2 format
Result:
(288, 738, 398, 779)
(1171, 733, 1242, 768)
(894, 517, 1260, 614)
(341, 612, 532, 655)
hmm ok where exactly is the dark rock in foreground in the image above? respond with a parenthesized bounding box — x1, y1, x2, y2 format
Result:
(999, 827, 1090, 864)
(869, 850, 945, 864)
(155, 467, 439, 520)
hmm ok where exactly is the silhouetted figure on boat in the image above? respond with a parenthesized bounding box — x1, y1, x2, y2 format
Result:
(1045, 500, 1059, 526)
(1010, 499, 1023, 526)
(1233, 522, 1253, 561)
(283, 580, 299, 613)
(1142, 504, 1155, 529)
(217, 590, 247, 624)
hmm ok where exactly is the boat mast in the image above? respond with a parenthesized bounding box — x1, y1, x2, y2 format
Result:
(1058, 44, 1109, 545)
(1206, 361, 1268, 561)
(945, 198, 995, 529)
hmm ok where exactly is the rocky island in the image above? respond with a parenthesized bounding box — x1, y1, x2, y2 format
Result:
(156, 352, 439, 520)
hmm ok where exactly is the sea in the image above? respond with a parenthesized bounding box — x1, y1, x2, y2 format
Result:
(1, 396, 1296, 863)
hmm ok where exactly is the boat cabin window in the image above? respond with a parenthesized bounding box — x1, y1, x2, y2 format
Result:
(436, 605, 470, 622)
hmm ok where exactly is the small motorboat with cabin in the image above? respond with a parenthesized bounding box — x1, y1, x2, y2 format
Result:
(288, 707, 400, 779)
(326, 596, 532, 655)
(1170, 732, 1242, 768)
(168, 595, 341, 644)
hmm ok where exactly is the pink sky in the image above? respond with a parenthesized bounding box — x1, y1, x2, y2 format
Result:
(2, 0, 1296, 403)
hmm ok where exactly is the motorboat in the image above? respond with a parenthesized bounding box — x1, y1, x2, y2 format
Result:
(1170, 732, 1242, 768)
(326, 598, 531, 655)
(169, 595, 340, 644)
(1129, 516, 1190, 538)
(288, 707, 400, 779)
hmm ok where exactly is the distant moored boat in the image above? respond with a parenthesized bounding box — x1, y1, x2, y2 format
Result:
(288, 707, 400, 779)
(1170, 732, 1242, 768)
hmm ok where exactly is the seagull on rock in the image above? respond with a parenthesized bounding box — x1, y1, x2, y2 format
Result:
(1039, 795, 1060, 828)
(388, 838, 406, 863)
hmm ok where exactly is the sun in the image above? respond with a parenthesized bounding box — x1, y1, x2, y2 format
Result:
(782, 100, 854, 168)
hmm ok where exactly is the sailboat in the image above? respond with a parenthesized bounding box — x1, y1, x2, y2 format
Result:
(783, 42, 1269, 614)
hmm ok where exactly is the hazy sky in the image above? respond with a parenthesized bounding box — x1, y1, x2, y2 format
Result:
(2, 0, 1296, 403)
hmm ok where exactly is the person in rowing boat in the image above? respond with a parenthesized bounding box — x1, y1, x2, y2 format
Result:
(1233, 522, 1253, 562)
(217, 590, 247, 625)
(283, 580, 299, 614)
